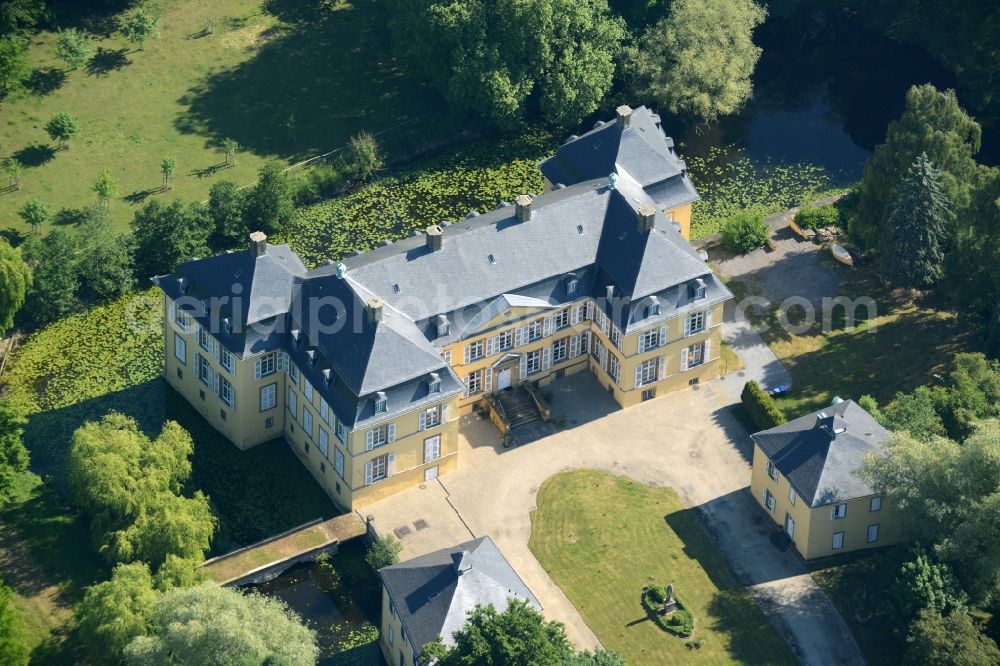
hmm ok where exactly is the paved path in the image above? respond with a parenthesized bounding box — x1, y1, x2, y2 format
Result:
(366, 373, 864, 665)
(717, 301, 793, 401)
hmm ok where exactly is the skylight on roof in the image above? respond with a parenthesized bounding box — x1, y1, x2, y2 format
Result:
(392, 283, 400, 294)
(488, 254, 496, 265)
(577, 225, 584, 235)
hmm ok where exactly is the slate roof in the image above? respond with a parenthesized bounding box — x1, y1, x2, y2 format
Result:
(379, 536, 540, 653)
(152, 106, 730, 428)
(539, 105, 700, 210)
(751, 400, 891, 507)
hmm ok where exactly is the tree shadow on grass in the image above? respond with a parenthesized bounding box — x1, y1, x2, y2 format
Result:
(14, 143, 56, 167)
(123, 187, 164, 205)
(52, 208, 90, 226)
(174, 0, 450, 161)
(20, 379, 338, 555)
(24, 67, 67, 96)
(86, 47, 130, 77)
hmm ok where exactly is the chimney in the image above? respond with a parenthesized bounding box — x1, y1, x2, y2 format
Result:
(514, 194, 533, 222)
(616, 105, 633, 129)
(814, 412, 828, 429)
(249, 231, 267, 256)
(606, 285, 614, 301)
(366, 297, 384, 324)
(637, 203, 656, 233)
(426, 224, 443, 252)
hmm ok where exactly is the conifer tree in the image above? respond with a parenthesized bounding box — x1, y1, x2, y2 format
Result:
(880, 154, 951, 288)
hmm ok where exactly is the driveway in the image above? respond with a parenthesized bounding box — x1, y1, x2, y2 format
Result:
(366, 373, 864, 665)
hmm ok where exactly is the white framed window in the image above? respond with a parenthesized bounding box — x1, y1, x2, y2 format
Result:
(831, 503, 847, 520)
(174, 333, 186, 365)
(525, 349, 541, 375)
(366, 424, 394, 450)
(289, 363, 300, 385)
(646, 303, 659, 318)
(442, 349, 452, 364)
(870, 496, 882, 512)
(303, 379, 313, 402)
(695, 284, 707, 300)
(374, 392, 387, 413)
(687, 311, 706, 335)
(428, 375, 442, 394)
(424, 435, 441, 463)
(610, 325, 623, 350)
(608, 354, 620, 383)
(567, 279, 578, 295)
(320, 399, 329, 423)
(635, 358, 657, 387)
(319, 428, 329, 457)
(255, 352, 277, 379)
(553, 309, 569, 330)
(466, 369, 484, 394)
(220, 348, 235, 373)
(527, 320, 543, 341)
(832, 531, 845, 549)
(419, 406, 442, 430)
(867, 524, 880, 543)
(763, 488, 776, 513)
(766, 460, 778, 481)
(260, 383, 276, 411)
(552, 337, 568, 363)
(303, 409, 313, 438)
(788, 486, 796, 506)
(174, 307, 191, 331)
(496, 330, 513, 352)
(334, 447, 344, 477)
(464, 340, 484, 363)
(366, 453, 390, 485)
(688, 342, 705, 367)
(197, 354, 213, 387)
(198, 326, 213, 353)
(220, 377, 235, 408)
(288, 389, 298, 418)
(337, 420, 348, 444)
(639, 329, 659, 353)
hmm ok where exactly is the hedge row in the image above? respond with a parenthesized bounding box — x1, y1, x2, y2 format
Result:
(741, 380, 786, 431)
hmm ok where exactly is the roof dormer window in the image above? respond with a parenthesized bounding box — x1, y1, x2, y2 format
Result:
(436, 315, 450, 338)
(567, 279, 578, 295)
(646, 302, 659, 318)
(428, 372, 441, 394)
(374, 391, 387, 413)
(694, 278, 707, 300)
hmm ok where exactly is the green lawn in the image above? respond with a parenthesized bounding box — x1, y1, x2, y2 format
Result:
(724, 273, 973, 416)
(528, 470, 795, 665)
(0, 0, 452, 234)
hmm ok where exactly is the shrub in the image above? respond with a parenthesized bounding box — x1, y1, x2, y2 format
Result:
(721, 210, 768, 253)
(741, 380, 786, 431)
(794, 204, 840, 229)
(641, 586, 694, 638)
(365, 535, 403, 571)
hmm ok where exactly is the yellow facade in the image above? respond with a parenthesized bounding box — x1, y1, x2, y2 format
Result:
(750, 443, 900, 560)
(163, 268, 726, 512)
(380, 587, 418, 666)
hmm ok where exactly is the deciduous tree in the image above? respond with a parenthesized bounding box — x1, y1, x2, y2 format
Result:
(880, 154, 951, 287)
(207, 180, 247, 250)
(0, 580, 28, 666)
(68, 413, 215, 568)
(76, 206, 135, 303)
(637, 0, 766, 124)
(92, 169, 119, 208)
(0, 238, 31, 337)
(124, 583, 317, 666)
(420, 598, 574, 664)
(244, 161, 294, 235)
(365, 534, 402, 571)
(221, 137, 240, 166)
(0, 37, 29, 94)
(76, 563, 158, 665)
(131, 199, 210, 278)
(17, 197, 50, 234)
(388, 0, 625, 130)
(5, 158, 23, 191)
(45, 112, 80, 149)
(159, 156, 175, 189)
(852, 85, 981, 248)
(19, 229, 79, 325)
(890, 550, 968, 628)
(120, 6, 161, 51)
(55, 28, 93, 70)
(0, 401, 29, 499)
(906, 608, 1000, 665)
(882, 387, 948, 442)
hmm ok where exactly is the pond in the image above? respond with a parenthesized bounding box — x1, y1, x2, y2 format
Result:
(676, 9, 989, 177)
(244, 540, 385, 666)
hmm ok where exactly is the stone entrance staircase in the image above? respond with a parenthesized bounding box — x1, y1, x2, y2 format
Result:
(496, 387, 553, 445)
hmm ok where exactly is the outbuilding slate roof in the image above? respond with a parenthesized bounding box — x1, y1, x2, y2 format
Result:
(751, 400, 891, 507)
(379, 536, 540, 653)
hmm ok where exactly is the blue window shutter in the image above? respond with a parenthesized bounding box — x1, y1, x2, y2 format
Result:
(387, 452, 396, 476)
(387, 424, 396, 442)
(418, 411, 426, 431)
(365, 430, 374, 451)
(365, 461, 373, 485)
(658, 325, 667, 347)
